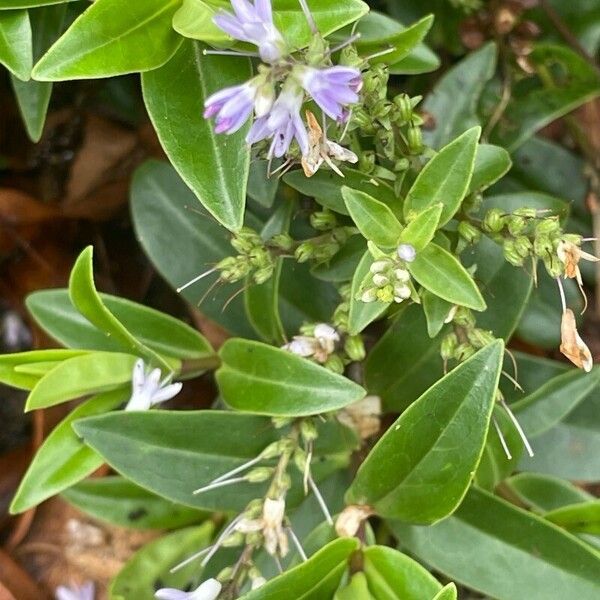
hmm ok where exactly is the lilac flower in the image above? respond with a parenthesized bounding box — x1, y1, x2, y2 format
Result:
(298, 66, 362, 121)
(247, 80, 308, 158)
(55, 582, 95, 600)
(204, 81, 257, 134)
(155, 578, 222, 600)
(125, 359, 182, 411)
(213, 0, 285, 63)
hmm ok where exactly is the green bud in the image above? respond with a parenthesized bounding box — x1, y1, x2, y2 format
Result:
(217, 566, 235, 582)
(360, 287, 378, 303)
(562, 233, 582, 245)
(246, 531, 263, 546)
(467, 328, 496, 348)
(271, 416, 293, 429)
(359, 150, 376, 173)
(376, 285, 394, 303)
(503, 240, 525, 266)
(458, 221, 481, 244)
(221, 532, 245, 548)
(245, 467, 274, 483)
(372, 99, 392, 119)
(300, 419, 318, 442)
(507, 216, 526, 236)
(253, 265, 274, 285)
(394, 158, 410, 172)
(407, 125, 423, 154)
(339, 45, 362, 67)
(534, 234, 553, 258)
(295, 241, 315, 263)
(393, 93, 413, 123)
(543, 255, 562, 278)
(440, 333, 458, 361)
(483, 208, 506, 233)
(514, 236, 533, 258)
(370, 259, 392, 273)
(455, 343, 475, 362)
(305, 35, 328, 65)
(353, 109, 374, 132)
(513, 207, 537, 218)
(344, 334, 366, 361)
(453, 306, 475, 327)
(372, 273, 390, 287)
(535, 217, 560, 235)
(293, 447, 308, 472)
(314, 242, 340, 262)
(270, 233, 293, 250)
(376, 128, 395, 159)
(310, 210, 337, 231)
(324, 354, 345, 374)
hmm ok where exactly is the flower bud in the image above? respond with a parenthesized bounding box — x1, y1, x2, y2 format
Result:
(455, 343, 475, 362)
(300, 418, 319, 442)
(440, 333, 458, 361)
(535, 217, 560, 235)
(483, 208, 506, 233)
(253, 265, 274, 285)
(503, 240, 525, 266)
(394, 158, 410, 172)
(255, 81, 275, 117)
(345, 335, 366, 362)
(270, 233, 293, 250)
(394, 268, 410, 283)
(514, 236, 533, 258)
(467, 328, 496, 348)
(359, 150, 376, 173)
(370, 259, 392, 274)
(372, 273, 389, 287)
(245, 467, 275, 483)
(534, 234, 553, 257)
(310, 210, 337, 231)
(507, 216, 527, 236)
(393, 93, 413, 123)
(361, 287, 378, 303)
(543, 255, 562, 278)
(325, 354, 345, 374)
(217, 566, 234, 582)
(514, 207, 537, 218)
(453, 306, 475, 327)
(458, 221, 481, 244)
(394, 284, 411, 300)
(295, 242, 315, 263)
(221, 531, 245, 548)
(407, 125, 423, 154)
(293, 447, 308, 472)
(397, 244, 416, 262)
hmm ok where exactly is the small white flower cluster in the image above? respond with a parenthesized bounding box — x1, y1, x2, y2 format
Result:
(282, 323, 340, 363)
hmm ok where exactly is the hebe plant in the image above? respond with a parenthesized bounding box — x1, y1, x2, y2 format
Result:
(1, 0, 600, 598)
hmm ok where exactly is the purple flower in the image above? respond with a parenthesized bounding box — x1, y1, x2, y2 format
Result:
(204, 81, 257, 134)
(299, 66, 362, 121)
(155, 578, 222, 600)
(55, 582, 95, 600)
(246, 81, 308, 158)
(213, 0, 285, 63)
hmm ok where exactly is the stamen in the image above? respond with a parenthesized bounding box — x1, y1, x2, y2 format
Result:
(363, 46, 396, 62)
(501, 370, 523, 392)
(581, 237, 600, 242)
(500, 398, 534, 458)
(328, 33, 361, 56)
(273, 554, 284, 573)
(203, 49, 260, 58)
(493, 417, 512, 460)
(193, 476, 246, 495)
(287, 526, 307, 561)
(297, 0, 318, 34)
(556, 277, 567, 313)
(303, 441, 313, 494)
(170, 544, 213, 573)
(307, 474, 333, 525)
(201, 513, 245, 568)
(222, 285, 249, 312)
(177, 267, 218, 293)
(211, 456, 264, 485)
(505, 348, 519, 387)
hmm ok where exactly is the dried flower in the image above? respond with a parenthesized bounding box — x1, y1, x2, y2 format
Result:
(560, 308, 593, 372)
(155, 578, 222, 600)
(237, 497, 289, 556)
(338, 395, 381, 439)
(557, 239, 599, 312)
(125, 359, 182, 411)
(335, 504, 374, 538)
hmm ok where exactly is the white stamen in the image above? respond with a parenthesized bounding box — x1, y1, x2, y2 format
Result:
(177, 267, 218, 293)
(308, 474, 333, 525)
(203, 49, 260, 57)
(201, 514, 245, 568)
(493, 417, 512, 460)
(297, 0, 318, 34)
(501, 370, 523, 392)
(287, 527, 307, 561)
(500, 398, 534, 457)
(193, 476, 246, 495)
(211, 456, 264, 485)
(170, 544, 214, 573)
(328, 33, 361, 56)
(556, 277, 567, 312)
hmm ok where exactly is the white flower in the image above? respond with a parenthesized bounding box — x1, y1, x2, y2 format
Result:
(125, 359, 182, 411)
(155, 579, 222, 600)
(397, 243, 416, 262)
(236, 497, 288, 557)
(55, 582, 95, 600)
(282, 337, 316, 357)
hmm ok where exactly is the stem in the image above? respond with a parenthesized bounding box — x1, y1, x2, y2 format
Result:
(308, 474, 333, 525)
(297, 0, 318, 34)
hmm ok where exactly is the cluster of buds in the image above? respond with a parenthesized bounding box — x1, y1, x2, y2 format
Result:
(359, 243, 417, 305)
(294, 218, 357, 266)
(440, 307, 496, 366)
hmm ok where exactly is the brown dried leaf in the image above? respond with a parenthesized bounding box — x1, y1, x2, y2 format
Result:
(560, 308, 593, 372)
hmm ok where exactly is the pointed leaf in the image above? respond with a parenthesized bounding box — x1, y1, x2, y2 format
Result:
(216, 339, 366, 416)
(398, 203, 443, 252)
(0, 9, 31, 81)
(469, 144, 512, 193)
(347, 341, 503, 523)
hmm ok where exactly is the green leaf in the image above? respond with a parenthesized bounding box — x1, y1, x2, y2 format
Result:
(393, 487, 600, 600)
(389, 43, 440, 75)
(347, 341, 503, 523)
(545, 502, 600, 535)
(462, 235, 532, 339)
(173, 0, 369, 50)
(312, 236, 366, 282)
(25, 352, 136, 411)
(404, 127, 480, 226)
(284, 167, 398, 216)
(142, 40, 250, 231)
(409, 243, 486, 311)
(242, 538, 359, 600)
(423, 42, 497, 148)
(110, 523, 214, 600)
(491, 44, 600, 151)
(506, 473, 592, 513)
(334, 572, 374, 600)
(513, 368, 600, 438)
(398, 203, 443, 252)
(433, 583, 458, 600)
(69, 246, 170, 370)
(347, 251, 388, 335)
(365, 304, 445, 411)
(32, 0, 182, 80)
(343, 187, 403, 248)
(63, 476, 205, 529)
(0, 349, 86, 390)
(248, 160, 280, 208)
(354, 14, 434, 65)
(362, 546, 442, 599)
(0, 0, 74, 7)
(216, 338, 366, 416)
(27, 289, 215, 364)
(0, 9, 32, 81)
(469, 144, 512, 193)
(10, 388, 127, 514)
(421, 290, 452, 338)
(10, 3, 66, 141)
(130, 160, 256, 337)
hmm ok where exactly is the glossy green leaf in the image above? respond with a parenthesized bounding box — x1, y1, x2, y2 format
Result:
(248, 160, 280, 208)
(469, 144, 512, 193)
(423, 42, 496, 148)
(389, 43, 440, 75)
(110, 523, 214, 600)
(27, 289, 215, 363)
(513, 368, 600, 438)
(25, 352, 136, 411)
(243, 538, 359, 600)
(74, 411, 355, 512)
(409, 243, 486, 311)
(506, 473, 592, 513)
(462, 235, 532, 339)
(10, 388, 127, 514)
(491, 44, 600, 151)
(354, 14, 434, 65)
(216, 338, 366, 416)
(433, 583, 458, 600)
(342, 187, 403, 249)
(365, 304, 446, 411)
(421, 290, 452, 338)
(142, 40, 251, 231)
(334, 572, 373, 600)
(362, 546, 442, 599)
(0, 9, 32, 81)
(398, 204, 442, 252)
(545, 502, 600, 535)
(0, 349, 86, 390)
(347, 341, 503, 523)
(284, 167, 399, 216)
(32, 0, 182, 80)
(347, 251, 388, 335)
(63, 476, 205, 530)
(173, 0, 369, 50)
(0, 0, 74, 7)
(393, 487, 600, 600)
(69, 246, 170, 370)
(10, 3, 66, 141)
(130, 160, 256, 337)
